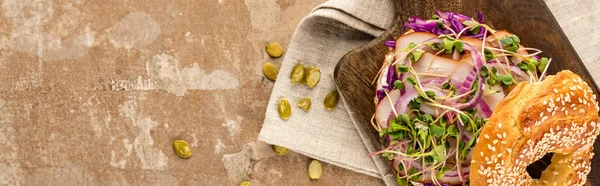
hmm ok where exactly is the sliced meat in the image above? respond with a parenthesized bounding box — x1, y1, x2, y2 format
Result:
(375, 89, 401, 128)
(412, 52, 474, 84)
(395, 32, 439, 61)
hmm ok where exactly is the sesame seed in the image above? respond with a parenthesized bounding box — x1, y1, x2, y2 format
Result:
(484, 134, 490, 139)
(554, 88, 558, 93)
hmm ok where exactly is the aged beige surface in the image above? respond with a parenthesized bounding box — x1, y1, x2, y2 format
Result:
(0, 0, 382, 185)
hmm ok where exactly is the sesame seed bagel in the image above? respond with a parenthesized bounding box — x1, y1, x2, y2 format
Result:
(470, 70, 600, 186)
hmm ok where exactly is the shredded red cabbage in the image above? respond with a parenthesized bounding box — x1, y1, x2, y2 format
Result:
(385, 40, 396, 48)
(405, 10, 487, 39)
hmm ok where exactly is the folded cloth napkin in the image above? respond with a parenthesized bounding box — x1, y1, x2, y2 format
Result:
(259, 0, 600, 185)
(258, 0, 394, 181)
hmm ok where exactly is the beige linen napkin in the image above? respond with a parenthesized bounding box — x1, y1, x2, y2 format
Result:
(258, 0, 394, 180)
(259, 0, 600, 185)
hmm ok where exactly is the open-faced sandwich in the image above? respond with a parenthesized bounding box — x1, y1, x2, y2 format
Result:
(372, 11, 600, 186)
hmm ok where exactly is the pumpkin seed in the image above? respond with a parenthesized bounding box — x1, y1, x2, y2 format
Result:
(305, 67, 321, 88)
(323, 90, 339, 110)
(278, 99, 291, 120)
(297, 97, 311, 112)
(240, 181, 251, 186)
(290, 64, 305, 83)
(272, 145, 289, 155)
(172, 140, 192, 159)
(266, 43, 284, 58)
(262, 62, 278, 81)
(308, 160, 323, 179)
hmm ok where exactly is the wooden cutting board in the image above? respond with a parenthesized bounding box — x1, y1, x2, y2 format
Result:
(333, 0, 600, 185)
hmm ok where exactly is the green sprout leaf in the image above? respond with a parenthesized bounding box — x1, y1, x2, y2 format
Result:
(422, 114, 433, 123)
(518, 62, 528, 71)
(506, 43, 519, 52)
(500, 37, 513, 46)
(442, 82, 457, 96)
(538, 57, 549, 71)
(431, 144, 446, 162)
(418, 128, 428, 141)
(447, 125, 458, 136)
(528, 57, 539, 66)
(400, 114, 411, 125)
(409, 99, 421, 110)
(408, 167, 422, 181)
(406, 42, 417, 51)
(527, 62, 536, 72)
(440, 118, 447, 127)
(436, 20, 443, 29)
(406, 76, 417, 85)
(471, 25, 481, 34)
(487, 78, 497, 86)
(378, 128, 388, 137)
(508, 34, 520, 43)
(412, 49, 425, 62)
(397, 65, 409, 73)
(382, 152, 393, 160)
(442, 37, 454, 54)
(481, 66, 489, 77)
(454, 41, 464, 52)
(442, 82, 451, 89)
(425, 90, 436, 99)
(467, 135, 477, 147)
(388, 118, 410, 133)
(393, 80, 404, 90)
(430, 124, 445, 137)
(484, 48, 495, 61)
(397, 177, 409, 186)
(500, 75, 513, 86)
(388, 131, 404, 140)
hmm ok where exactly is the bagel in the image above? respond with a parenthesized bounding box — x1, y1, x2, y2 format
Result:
(470, 70, 600, 185)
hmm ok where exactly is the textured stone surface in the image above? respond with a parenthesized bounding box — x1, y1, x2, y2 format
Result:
(0, 0, 382, 185)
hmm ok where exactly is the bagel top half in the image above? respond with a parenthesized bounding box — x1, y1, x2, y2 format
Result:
(470, 70, 600, 186)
